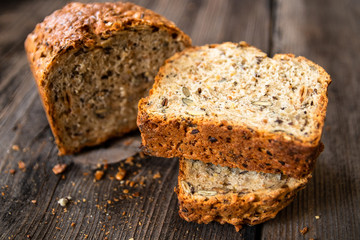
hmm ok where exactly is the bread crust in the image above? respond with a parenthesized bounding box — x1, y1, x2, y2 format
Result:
(137, 42, 330, 178)
(25, 2, 191, 155)
(176, 159, 310, 231)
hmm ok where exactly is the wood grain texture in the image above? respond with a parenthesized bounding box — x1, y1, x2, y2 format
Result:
(261, 0, 360, 239)
(0, 0, 359, 239)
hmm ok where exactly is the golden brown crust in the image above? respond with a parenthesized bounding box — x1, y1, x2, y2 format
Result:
(137, 42, 330, 178)
(24, 2, 191, 155)
(176, 159, 310, 231)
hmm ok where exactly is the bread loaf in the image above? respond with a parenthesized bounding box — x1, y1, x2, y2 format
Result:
(138, 42, 331, 178)
(176, 158, 310, 231)
(25, 2, 191, 155)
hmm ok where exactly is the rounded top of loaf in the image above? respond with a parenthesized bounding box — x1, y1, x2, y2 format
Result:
(24, 2, 191, 83)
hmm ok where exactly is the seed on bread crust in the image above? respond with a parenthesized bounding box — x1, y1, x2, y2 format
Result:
(162, 98, 168, 107)
(182, 86, 191, 97)
(182, 98, 195, 106)
(197, 190, 217, 196)
(138, 41, 331, 179)
(181, 181, 194, 194)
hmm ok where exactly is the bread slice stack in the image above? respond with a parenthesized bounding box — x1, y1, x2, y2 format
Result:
(138, 42, 331, 229)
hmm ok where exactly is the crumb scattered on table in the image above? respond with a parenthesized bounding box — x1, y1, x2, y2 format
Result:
(18, 161, 26, 170)
(300, 226, 309, 235)
(58, 196, 71, 207)
(115, 168, 126, 181)
(125, 156, 134, 165)
(58, 198, 69, 207)
(12, 145, 20, 151)
(94, 170, 104, 181)
(153, 172, 161, 179)
(52, 164, 67, 175)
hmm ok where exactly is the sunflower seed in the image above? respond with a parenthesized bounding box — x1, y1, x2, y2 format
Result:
(182, 87, 191, 97)
(182, 98, 195, 106)
(197, 190, 217, 196)
(181, 181, 193, 194)
(187, 110, 205, 116)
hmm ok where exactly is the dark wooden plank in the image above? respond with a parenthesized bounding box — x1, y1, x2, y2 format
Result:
(261, 0, 360, 239)
(0, 0, 271, 239)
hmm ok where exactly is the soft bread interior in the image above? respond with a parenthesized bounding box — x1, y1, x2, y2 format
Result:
(145, 42, 330, 141)
(46, 27, 186, 151)
(180, 159, 308, 196)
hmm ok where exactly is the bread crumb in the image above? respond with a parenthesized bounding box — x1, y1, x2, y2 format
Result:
(300, 226, 309, 235)
(31, 200, 37, 204)
(71, 222, 76, 227)
(129, 238, 134, 240)
(18, 161, 26, 170)
(58, 198, 69, 207)
(123, 189, 129, 194)
(139, 151, 145, 159)
(52, 164, 67, 175)
(153, 172, 161, 179)
(115, 168, 126, 180)
(83, 172, 90, 176)
(125, 156, 134, 165)
(12, 145, 20, 151)
(94, 170, 104, 181)
(9, 169, 16, 175)
(315, 215, 320, 219)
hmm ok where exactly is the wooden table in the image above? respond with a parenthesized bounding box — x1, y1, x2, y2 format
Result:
(1, 0, 359, 239)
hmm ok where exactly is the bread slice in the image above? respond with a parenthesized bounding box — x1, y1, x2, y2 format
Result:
(25, 2, 191, 155)
(176, 158, 310, 231)
(137, 42, 331, 178)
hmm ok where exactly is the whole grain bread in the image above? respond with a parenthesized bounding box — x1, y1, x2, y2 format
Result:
(25, 2, 191, 155)
(138, 42, 331, 178)
(176, 159, 310, 231)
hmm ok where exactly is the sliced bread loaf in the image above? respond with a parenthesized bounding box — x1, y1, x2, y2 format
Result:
(25, 2, 191, 155)
(138, 42, 331, 178)
(176, 158, 310, 231)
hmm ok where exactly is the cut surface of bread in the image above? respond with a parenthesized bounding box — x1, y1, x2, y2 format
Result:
(25, 2, 191, 155)
(138, 42, 330, 178)
(176, 159, 310, 231)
